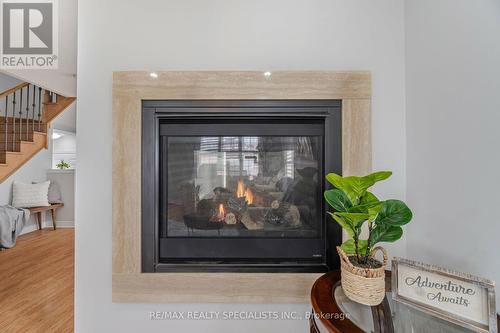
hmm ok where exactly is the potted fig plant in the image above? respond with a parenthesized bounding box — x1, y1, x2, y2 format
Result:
(324, 171, 412, 306)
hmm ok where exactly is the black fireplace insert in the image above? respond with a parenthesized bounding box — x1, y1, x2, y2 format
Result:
(141, 100, 342, 272)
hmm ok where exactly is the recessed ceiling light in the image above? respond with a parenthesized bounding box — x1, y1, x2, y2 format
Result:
(264, 71, 272, 78)
(149, 72, 158, 79)
(52, 132, 62, 139)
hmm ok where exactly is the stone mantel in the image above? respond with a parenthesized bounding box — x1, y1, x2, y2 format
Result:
(112, 71, 371, 302)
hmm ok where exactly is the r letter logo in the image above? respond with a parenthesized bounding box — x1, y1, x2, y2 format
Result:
(0, 0, 58, 69)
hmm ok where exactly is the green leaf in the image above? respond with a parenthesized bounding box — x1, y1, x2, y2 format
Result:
(370, 225, 403, 245)
(348, 201, 381, 214)
(365, 171, 392, 183)
(360, 191, 379, 204)
(368, 203, 383, 221)
(379, 226, 403, 242)
(328, 212, 355, 237)
(358, 191, 382, 220)
(335, 212, 369, 228)
(341, 239, 368, 255)
(342, 176, 375, 205)
(325, 172, 344, 188)
(375, 200, 413, 226)
(326, 173, 375, 205)
(324, 189, 352, 212)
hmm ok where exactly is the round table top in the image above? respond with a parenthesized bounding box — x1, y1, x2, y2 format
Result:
(310, 271, 371, 333)
(310, 271, 500, 333)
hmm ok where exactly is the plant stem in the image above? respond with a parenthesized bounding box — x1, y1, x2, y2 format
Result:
(354, 232, 360, 261)
(364, 222, 372, 264)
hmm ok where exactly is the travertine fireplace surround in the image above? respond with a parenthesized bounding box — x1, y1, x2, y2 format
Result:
(113, 71, 371, 302)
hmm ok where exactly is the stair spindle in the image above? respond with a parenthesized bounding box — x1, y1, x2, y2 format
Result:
(32, 85, 36, 133)
(12, 91, 16, 151)
(25, 85, 29, 141)
(4, 95, 8, 152)
(38, 87, 42, 131)
(19, 88, 23, 144)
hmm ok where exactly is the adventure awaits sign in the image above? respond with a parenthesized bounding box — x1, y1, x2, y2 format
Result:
(404, 272, 479, 308)
(392, 258, 496, 333)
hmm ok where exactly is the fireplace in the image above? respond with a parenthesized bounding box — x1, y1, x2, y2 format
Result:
(142, 100, 342, 272)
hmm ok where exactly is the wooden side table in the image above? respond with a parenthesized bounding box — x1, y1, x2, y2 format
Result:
(310, 271, 499, 333)
(28, 203, 64, 230)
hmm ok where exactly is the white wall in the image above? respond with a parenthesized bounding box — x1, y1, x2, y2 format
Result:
(405, 0, 500, 307)
(53, 104, 77, 133)
(77, 1, 407, 332)
(0, 72, 21, 91)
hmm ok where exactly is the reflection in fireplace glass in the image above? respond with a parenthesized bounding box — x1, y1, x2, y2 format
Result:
(164, 136, 322, 238)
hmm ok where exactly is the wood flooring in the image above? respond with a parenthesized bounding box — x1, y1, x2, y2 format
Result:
(0, 229, 74, 332)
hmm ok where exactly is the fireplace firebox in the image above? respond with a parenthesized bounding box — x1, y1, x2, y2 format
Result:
(142, 100, 342, 272)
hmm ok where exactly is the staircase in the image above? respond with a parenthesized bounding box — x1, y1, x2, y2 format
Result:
(0, 82, 76, 182)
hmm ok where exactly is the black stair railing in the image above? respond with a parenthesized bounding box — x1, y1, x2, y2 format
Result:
(12, 90, 16, 151)
(4, 95, 7, 152)
(25, 85, 29, 141)
(0, 82, 45, 152)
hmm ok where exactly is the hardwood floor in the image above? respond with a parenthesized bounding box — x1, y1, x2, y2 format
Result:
(0, 229, 74, 333)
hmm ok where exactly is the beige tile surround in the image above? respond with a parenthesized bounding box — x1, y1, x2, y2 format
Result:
(112, 71, 371, 302)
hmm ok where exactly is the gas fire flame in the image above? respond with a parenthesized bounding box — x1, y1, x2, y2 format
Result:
(236, 180, 245, 198)
(217, 203, 225, 221)
(236, 179, 254, 205)
(244, 188, 254, 205)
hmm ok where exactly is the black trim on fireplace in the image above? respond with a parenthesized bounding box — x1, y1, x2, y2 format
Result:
(141, 100, 342, 273)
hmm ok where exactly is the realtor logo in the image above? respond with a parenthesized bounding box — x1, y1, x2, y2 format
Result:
(0, 0, 58, 69)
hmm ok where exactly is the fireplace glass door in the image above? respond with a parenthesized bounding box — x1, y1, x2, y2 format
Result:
(163, 135, 322, 238)
(158, 118, 329, 262)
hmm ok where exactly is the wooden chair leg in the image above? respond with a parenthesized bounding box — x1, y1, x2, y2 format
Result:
(36, 212, 42, 230)
(50, 209, 57, 230)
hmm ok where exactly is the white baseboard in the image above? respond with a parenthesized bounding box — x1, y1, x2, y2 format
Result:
(21, 223, 39, 235)
(52, 220, 74, 228)
(21, 220, 74, 235)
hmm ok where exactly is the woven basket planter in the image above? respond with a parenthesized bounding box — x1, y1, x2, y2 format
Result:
(337, 246, 388, 306)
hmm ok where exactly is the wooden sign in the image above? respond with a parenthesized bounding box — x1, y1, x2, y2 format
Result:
(392, 258, 497, 333)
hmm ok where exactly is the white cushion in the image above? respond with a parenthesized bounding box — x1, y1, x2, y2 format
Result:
(12, 181, 50, 208)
